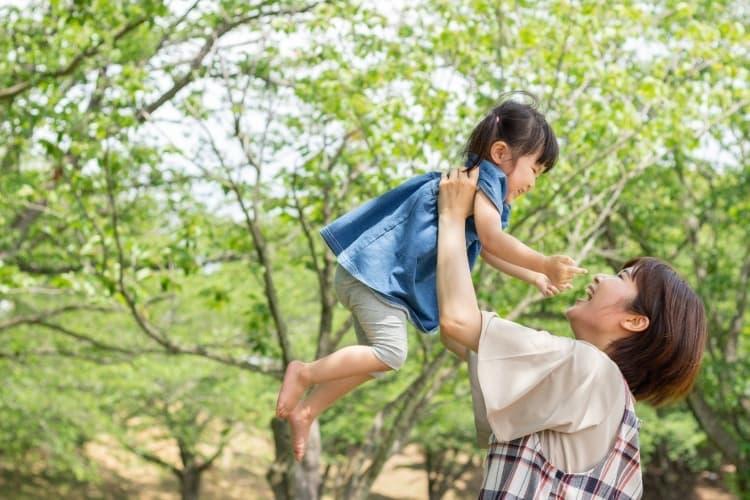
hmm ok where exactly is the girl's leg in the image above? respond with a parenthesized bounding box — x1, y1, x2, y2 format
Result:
(276, 266, 408, 418)
(288, 373, 372, 461)
(276, 346, 388, 418)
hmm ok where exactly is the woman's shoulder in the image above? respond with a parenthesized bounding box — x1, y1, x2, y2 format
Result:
(475, 313, 627, 442)
(479, 311, 624, 389)
(479, 311, 577, 353)
(568, 340, 628, 418)
(574, 339, 624, 382)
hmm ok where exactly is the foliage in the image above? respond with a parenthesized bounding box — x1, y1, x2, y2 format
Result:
(1, 0, 749, 498)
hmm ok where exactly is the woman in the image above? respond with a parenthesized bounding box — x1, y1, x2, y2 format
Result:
(436, 168, 707, 499)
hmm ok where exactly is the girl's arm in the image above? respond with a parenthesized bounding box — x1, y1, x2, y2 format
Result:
(480, 248, 541, 284)
(474, 191, 546, 272)
(437, 170, 482, 352)
(480, 249, 563, 297)
(474, 192, 586, 285)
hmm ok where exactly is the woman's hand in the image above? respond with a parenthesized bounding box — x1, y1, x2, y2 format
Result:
(438, 168, 478, 221)
(437, 167, 482, 351)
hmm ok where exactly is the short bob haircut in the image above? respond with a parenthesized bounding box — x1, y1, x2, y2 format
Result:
(607, 257, 707, 406)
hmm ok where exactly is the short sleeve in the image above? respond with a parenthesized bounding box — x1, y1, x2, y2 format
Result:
(475, 311, 624, 442)
(468, 350, 492, 447)
(476, 161, 511, 229)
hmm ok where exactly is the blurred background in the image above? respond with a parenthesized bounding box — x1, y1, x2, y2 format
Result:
(1, 0, 748, 498)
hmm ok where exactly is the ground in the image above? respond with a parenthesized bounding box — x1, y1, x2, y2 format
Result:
(0, 431, 738, 499)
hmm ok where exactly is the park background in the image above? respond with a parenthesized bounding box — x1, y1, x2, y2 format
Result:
(1, 0, 749, 499)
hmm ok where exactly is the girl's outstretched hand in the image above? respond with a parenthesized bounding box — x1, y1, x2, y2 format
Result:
(438, 168, 478, 220)
(543, 255, 588, 287)
(534, 274, 573, 297)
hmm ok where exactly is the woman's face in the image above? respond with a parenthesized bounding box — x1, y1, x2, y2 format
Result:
(565, 267, 640, 348)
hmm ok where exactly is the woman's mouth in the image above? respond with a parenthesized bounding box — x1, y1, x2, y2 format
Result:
(577, 284, 595, 303)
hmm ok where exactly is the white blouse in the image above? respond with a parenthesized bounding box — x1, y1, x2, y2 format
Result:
(468, 311, 629, 473)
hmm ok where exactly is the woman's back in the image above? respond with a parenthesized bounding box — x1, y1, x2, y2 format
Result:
(468, 311, 642, 497)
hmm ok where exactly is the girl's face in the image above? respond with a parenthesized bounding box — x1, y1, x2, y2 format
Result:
(489, 141, 543, 203)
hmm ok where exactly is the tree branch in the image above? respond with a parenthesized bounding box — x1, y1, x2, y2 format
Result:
(0, 16, 148, 100)
(121, 441, 181, 476)
(197, 423, 234, 472)
(137, 1, 326, 122)
(0, 304, 121, 331)
(725, 251, 750, 362)
(687, 389, 740, 463)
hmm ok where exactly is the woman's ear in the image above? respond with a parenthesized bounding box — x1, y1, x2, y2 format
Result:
(620, 314, 649, 333)
(489, 141, 511, 168)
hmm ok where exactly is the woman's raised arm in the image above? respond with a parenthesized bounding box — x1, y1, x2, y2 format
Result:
(437, 168, 483, 351)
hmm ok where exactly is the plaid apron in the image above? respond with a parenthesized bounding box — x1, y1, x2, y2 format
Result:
(479, 382, 642, 499)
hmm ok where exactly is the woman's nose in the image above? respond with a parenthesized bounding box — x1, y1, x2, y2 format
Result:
(593, 274, 607, 284)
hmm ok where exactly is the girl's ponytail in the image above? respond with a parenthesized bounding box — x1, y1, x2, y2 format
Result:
(464, 91, 558, 172)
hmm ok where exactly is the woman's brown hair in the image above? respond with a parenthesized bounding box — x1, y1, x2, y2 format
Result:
(607, 257, 707, 406)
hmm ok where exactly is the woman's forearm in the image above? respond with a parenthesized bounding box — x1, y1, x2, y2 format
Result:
(437, 215, 482, 351)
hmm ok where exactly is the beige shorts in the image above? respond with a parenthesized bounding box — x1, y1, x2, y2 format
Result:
(334, 265, 409, 371)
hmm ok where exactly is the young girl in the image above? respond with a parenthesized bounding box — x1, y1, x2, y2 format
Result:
(276, 94, 586, 461)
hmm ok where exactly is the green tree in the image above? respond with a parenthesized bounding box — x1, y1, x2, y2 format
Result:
(2, 1, 749, 499)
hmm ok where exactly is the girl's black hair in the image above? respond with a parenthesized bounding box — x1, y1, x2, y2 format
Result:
(464, 91, 558, 172)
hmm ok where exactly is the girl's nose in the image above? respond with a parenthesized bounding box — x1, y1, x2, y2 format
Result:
(593, 274, 607, 284)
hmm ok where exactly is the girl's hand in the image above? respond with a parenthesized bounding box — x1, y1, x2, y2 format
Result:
(543, 255, 587, 286)
(534, 274, 572, 297)
(438, 168, 478, 220)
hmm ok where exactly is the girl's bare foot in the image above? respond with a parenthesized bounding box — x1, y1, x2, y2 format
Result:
(276, 360, 309, 419)
(288, 404, 313, 462)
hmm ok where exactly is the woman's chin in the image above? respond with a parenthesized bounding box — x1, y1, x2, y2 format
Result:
(565, 300, 587, 319)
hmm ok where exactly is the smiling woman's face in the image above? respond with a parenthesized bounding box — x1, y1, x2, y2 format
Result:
(565, 268, 640, 348)
(565, 257, 707, 405)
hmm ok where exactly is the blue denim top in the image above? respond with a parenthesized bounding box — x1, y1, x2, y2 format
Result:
(320, 159, 510, 333)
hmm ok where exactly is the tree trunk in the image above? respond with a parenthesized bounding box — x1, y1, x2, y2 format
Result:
(426, 447, 479, 500)
(267, 417, 321, 499)
(641, 442, 698, 500)
(426, 448, 443, 500)
(735, 462, 750, 498)
(179, 466, 202, 500)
